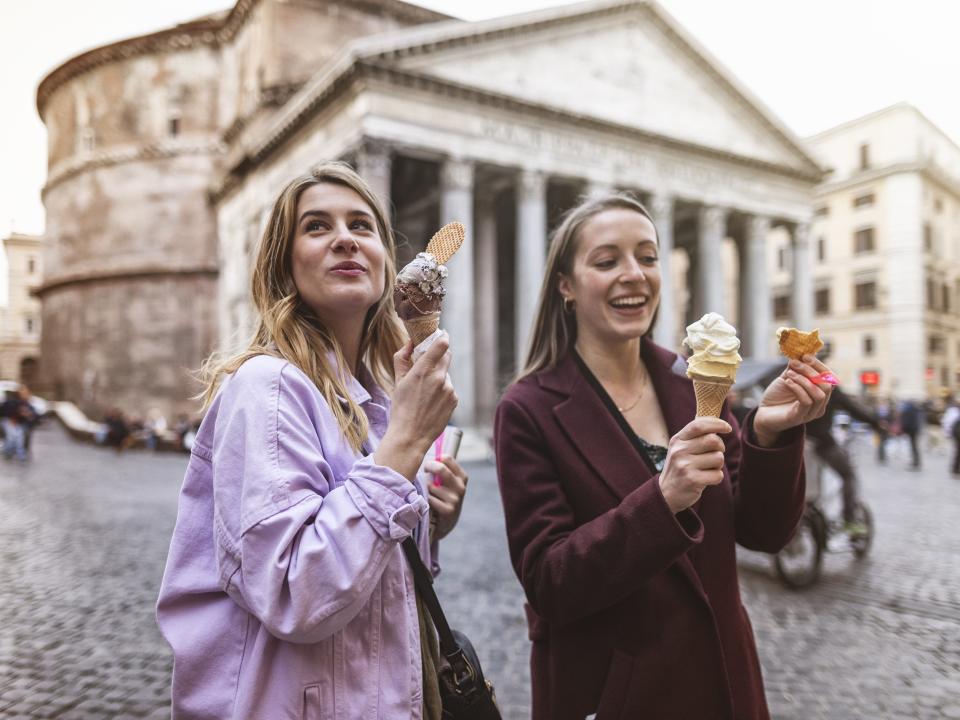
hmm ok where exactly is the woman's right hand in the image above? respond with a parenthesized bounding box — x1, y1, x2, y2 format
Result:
(375, 334, 458, 481)
(658, 417, 732, 514)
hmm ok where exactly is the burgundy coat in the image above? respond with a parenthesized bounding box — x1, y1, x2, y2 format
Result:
(494, 340, 805, 720)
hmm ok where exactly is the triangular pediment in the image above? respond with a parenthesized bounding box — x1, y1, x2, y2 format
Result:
(371, 1, 818, 174)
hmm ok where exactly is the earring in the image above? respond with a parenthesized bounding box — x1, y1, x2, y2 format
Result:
(563, 297, 575, 314)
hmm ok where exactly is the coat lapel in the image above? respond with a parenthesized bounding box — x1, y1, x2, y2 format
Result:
(541, 355, 650, 501)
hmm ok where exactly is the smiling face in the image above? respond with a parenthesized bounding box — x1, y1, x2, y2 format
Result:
(558, 207, 661, 347)
(290, 182, 387, 328)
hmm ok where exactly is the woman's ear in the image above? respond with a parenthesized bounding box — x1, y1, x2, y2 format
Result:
(557, 273, 573, 302)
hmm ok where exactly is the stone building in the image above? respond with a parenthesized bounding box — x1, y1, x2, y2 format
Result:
(783, 103, 960, 401)
(0, 233, 43, 387)
(37, 0, 823, 426)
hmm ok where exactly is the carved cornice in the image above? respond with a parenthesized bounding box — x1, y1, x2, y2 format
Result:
(34, 266, 219, 297)
(217, 58, 821, 205)
(42, 139, 226, 198)
(815, 161, 960, 201)
(37, 19, 222, 116)
(37, 0, 450, 117)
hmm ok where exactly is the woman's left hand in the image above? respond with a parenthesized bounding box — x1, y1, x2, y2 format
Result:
(424, 456, 468, 540)
(753, 355, 834, 447)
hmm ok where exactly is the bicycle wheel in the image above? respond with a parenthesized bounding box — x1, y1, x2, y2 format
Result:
(849, 501, 874, 559)
(773, 512, 824, 589)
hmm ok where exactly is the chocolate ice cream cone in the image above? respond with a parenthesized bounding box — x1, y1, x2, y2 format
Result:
(404, 312, 441, 346)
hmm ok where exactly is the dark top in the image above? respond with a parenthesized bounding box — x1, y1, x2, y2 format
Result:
(805, 387, 882, 446)
(573, 351, 668, 473)
(494, 338, 806, 720)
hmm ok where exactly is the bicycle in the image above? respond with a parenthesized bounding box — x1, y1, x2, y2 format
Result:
(772, 441, 874, 589)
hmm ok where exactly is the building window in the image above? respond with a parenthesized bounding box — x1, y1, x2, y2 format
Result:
(924, 223, 933, 251)
(853, 227, 875, 254)
(777, 246, 787, 270)
(853, 193, 875, 208)
(929, 335, 945, 354)
(863, 335, 874, 356)
(943, 366, 949, 386)
(814, 204, 829, 217)
(943, 283, 951, 314)
(859, 143, 870, 170)
(168, 116, 181, 137)
(927, 279, 937, 310)
(815, 287, 831, 315)
(817, 236, 826, 262)
(27, 256, 36, 274)
(25, 317, 34, 334)
(773, 294, 791, 320)
(854, 281, 877, 309)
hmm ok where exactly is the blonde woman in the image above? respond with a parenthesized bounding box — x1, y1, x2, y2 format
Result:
(157, 163, 467, 719)
(494, 194, 833, 720)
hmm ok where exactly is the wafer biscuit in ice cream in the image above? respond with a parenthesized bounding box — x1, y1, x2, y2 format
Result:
(393, 222, 465, 354)
(776, 327, 824, 360)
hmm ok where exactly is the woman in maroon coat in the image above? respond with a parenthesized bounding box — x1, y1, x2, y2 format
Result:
(494, 194, 834, 720)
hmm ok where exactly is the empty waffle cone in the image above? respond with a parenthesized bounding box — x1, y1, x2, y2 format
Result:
(425, 222, 465, 265)
(690, 373, 733, 418)
(403, 312, 441, 346)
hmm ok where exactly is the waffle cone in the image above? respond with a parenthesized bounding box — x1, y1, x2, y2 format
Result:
(425, 222, 465, 265)
(689, 373, 733, 418)
(404, 313, 440, 346)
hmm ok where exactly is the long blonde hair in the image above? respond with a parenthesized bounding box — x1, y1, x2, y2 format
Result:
(199, 161, 406, 451)
(518, 193, 658, 380)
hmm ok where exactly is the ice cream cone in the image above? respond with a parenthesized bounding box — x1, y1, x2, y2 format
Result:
(690, 373, 733, 418)
(403, 312, 441, 346)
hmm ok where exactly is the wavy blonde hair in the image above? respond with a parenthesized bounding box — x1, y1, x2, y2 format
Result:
(199, 161, 406, 451)
(518, 193, 658, 380)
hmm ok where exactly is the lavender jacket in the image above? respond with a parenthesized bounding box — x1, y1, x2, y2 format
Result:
(156, 355, 436, 719)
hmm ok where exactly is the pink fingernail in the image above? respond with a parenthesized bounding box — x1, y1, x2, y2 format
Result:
(432, 477, 442, 487)
(813, 372, 839, 385)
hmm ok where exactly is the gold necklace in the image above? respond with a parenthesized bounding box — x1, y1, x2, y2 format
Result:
(615, 366, 647, 413)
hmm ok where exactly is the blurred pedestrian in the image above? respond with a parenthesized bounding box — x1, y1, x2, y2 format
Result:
(940, 397, 960, 476)
(899, 399, 923, 469)
(805, 387, 883, 534)
(876, 398, 895, 464)
(494, 193, 832, 720)
(157, 163, 465, 719)
(1, 388, 33, 462)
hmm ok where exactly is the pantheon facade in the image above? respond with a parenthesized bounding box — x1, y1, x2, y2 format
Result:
(37, 0, 823, 426)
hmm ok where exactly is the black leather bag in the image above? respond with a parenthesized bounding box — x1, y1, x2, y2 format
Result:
(402, 537, 502, 720)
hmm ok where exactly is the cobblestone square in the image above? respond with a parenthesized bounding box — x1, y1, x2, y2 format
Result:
(1, 426, 957, 719)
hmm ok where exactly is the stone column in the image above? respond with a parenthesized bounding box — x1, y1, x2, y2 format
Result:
(791, 221, 814, 332)
(741, 215, 772, 359)
(474, 192, 498, 427)
(649, 194, 676, 350)
(355, 140, 392, 213)
(697, 205, 727, 318)
(515, 168, 548, 369)
(440, 158, 476, 425)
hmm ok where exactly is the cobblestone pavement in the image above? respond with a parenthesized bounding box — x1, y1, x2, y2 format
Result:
(1, 425, 957, 719)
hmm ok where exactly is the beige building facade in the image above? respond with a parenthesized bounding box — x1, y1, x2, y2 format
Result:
(0, 233, 43, 386)
(787, 103, 960, 401)
(38, 0, 823, 425)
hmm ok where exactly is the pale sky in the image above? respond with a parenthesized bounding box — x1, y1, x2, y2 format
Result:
(2, 0, 960, 240)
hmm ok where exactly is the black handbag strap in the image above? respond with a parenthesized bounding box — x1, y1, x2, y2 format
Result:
(402, 536, 459, 657)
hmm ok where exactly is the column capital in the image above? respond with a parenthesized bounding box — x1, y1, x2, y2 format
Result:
(648, 193, 674, 222)
(518, 168, 547, 199)
(792, 221, 812, 246)
(746, 214, 772, 241)
(441, 158, 475, 192)
(698, 205, 728, 234)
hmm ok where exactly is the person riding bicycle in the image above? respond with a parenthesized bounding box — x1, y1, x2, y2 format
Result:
(805, 387, 883, 537)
